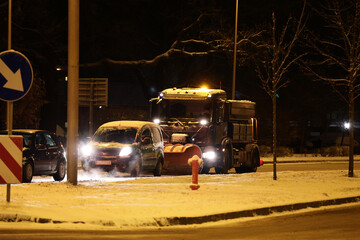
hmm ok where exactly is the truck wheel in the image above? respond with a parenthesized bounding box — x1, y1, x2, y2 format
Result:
(201, 166, 210, 174)
(235, 166, 246, 173)
(250, 149, 259, 172)
(215, 147, 230, 174)
(235, 148, 259, 173)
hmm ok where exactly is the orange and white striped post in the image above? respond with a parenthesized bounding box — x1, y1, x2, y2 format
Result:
(0, 135, 23, 202)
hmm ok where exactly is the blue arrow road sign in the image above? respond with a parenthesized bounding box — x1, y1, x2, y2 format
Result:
(0, 50, 33, 102)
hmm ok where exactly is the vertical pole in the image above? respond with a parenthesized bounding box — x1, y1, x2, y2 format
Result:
(67, 0, 79, 185)
(6, 103, 13, 203)
(8, 0, 11, 50)
(232, 0, 239, 100)
(348, 84, 354, 177)
(272, 92, 277, 180)
(6, 0, 13, 203)
(89, 81, 94, 136)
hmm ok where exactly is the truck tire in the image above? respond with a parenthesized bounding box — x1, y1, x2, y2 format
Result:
(249, 148, 259, 172)
(215, 146, 231, 174)
(201, 166, 210, 174)
(236, 148, 259, 173)
(235, 145, 259, 173)
(235, 166, 245, 173)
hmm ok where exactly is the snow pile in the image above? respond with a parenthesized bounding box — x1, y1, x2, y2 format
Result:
(0, 170, 359, 228)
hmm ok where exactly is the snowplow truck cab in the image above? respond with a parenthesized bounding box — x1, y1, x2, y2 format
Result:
(149, 87, 261, 174)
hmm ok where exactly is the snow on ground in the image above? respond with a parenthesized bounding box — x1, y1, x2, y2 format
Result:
(1, 166, 360, 229)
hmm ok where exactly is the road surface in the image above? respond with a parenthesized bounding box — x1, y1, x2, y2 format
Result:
(1, 203, 359, 239)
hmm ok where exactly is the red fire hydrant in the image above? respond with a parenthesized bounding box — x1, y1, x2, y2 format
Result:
(188, 155, 202, 190)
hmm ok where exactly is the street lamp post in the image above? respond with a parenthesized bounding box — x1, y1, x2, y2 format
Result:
(232, 0, 239, 100)
(67, 0, 79, 185)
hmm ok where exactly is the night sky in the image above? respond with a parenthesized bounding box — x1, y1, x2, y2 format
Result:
(0, 0, 357, 150)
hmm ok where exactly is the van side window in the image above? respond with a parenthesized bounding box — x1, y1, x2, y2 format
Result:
(151, 127, 162, 144)
(141, 128, 152, 143)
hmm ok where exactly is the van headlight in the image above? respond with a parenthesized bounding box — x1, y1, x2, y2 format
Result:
(203, 151, 216, 161)
(153, 118, 160, 124)
(119, 146, 133, 157)
(81, 144, 93, 157)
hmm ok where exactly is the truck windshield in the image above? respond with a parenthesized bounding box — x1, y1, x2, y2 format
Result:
(92, 127, 137, 144)
(152, 99, 211, 120)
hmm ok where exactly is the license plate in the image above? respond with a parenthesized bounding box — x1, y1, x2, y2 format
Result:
(95, 160, 112, 165)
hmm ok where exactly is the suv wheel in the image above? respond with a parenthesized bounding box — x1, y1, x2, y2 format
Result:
(53, 160, 66, 181)
(22, 162, 33, 183)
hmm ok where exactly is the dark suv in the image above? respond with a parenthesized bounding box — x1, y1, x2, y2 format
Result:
(81, 121, 164, 177)
(0, 130, 67, 183)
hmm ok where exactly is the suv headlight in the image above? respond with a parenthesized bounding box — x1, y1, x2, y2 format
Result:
(119, 146, 133, 157)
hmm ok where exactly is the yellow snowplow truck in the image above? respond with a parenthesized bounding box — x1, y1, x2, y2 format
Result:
(150, 87, 261, 174)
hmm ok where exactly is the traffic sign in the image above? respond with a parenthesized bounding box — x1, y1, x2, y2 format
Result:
(0, 135, 23, 184)
(0, 50, 33, 102)
(79, 78, 108, 106)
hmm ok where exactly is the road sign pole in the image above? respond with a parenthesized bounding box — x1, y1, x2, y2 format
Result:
(6, 102, 13, 202)
(6, 184, 10, 202)
(1, 2, 33, 202)
(67, 0, 79, 185)
(6, 0, 12, 203)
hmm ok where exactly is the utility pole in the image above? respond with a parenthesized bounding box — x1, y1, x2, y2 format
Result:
(67, 0, 79, 185)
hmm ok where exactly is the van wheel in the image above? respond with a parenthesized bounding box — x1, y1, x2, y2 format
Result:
(153, 158, 163, 176)
(22, 162, 33, 183)
(130, 158, 142, 177)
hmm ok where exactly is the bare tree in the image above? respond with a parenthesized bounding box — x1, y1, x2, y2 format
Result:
(81, 12, 263, 96)
(304, 0, 360, 177)
(253, 1, 306, 180)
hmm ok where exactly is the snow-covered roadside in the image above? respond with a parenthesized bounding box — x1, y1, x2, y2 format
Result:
(0, 170, 360, 229)
(261, 154, 360, 163)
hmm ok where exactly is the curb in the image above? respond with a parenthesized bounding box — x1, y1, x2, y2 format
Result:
(1, 196, 360, 227)
(263, 160, 350, 164)
(154, 196, 360, 226)
(0, 213, 115, 226)
(262, 159, 360, 164)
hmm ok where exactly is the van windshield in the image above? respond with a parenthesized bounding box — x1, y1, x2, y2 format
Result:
(92, 127, 137, 144)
